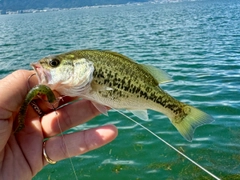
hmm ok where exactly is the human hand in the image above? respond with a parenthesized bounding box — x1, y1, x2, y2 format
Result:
(0, 70, 118, 180)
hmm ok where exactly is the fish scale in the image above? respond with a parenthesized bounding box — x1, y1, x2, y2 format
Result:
(30, 49, 214, 141)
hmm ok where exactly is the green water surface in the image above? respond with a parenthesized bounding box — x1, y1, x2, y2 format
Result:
(0, 0, 240, 179)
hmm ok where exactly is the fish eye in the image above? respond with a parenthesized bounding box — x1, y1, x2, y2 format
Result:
(49, 58, 60, 67)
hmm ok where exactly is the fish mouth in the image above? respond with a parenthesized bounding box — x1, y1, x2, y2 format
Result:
(31, 63, 48, 84)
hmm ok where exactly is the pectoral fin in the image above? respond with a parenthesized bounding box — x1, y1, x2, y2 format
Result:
(91, 81, 113, 91)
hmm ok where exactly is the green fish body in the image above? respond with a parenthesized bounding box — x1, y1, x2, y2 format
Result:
(32, 50, 214, 141)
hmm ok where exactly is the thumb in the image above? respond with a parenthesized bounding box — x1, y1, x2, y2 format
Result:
(0, 70, 37, 151)
(0, 70, 38, 114)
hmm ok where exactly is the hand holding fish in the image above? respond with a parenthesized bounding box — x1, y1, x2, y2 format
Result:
(0, 50, 215, 179)
(0, 70, 117, 180)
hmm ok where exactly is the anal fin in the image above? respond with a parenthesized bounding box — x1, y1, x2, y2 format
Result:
(129, 110, 149, 121)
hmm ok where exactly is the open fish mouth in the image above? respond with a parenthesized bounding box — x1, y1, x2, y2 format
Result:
(31, 62, 49, 84)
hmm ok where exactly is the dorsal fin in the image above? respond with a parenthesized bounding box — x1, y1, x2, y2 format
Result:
(103, 50, 137, 63)
(140, 64, 172, 84)
(102, 51, 172, 84)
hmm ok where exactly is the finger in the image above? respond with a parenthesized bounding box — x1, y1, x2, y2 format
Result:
(41, 99, 102, 137)
(43, 124, 118, 165)
(0, 70, 38, 145)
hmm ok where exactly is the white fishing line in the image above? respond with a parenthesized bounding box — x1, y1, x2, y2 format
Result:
(53, 109, 79, 180)
(114, 109, 221, 180)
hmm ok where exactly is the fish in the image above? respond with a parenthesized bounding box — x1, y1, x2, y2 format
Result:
(31, 49, 214, 141)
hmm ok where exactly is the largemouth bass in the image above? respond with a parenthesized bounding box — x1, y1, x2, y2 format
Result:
(30, 49, 214, 141)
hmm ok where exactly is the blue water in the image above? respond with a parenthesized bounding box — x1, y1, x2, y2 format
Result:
(1, 0, 240, 179)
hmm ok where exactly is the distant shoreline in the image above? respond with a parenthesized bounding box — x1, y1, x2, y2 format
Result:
(0, 0, 192, 15)
(0, 3, 138, 15)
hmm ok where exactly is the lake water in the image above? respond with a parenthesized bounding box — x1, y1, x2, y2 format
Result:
(0, 0, 240, 179)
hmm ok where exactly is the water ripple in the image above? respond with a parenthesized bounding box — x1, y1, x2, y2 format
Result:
(1, 1, 240, 179)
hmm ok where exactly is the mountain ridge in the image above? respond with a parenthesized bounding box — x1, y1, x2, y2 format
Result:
(0, 0, 149, 11)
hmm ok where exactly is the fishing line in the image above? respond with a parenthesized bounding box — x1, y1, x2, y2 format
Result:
(52, 108, 79, 180)
(54, 99, 220, 179)
(113, 109, 220, 180)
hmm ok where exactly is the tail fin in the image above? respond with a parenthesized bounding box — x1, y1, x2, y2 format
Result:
(170, 105, 214, 142)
